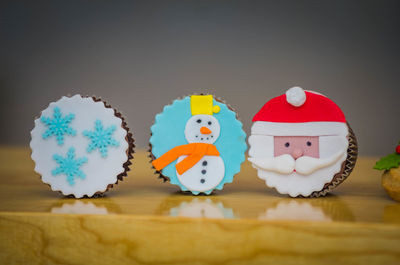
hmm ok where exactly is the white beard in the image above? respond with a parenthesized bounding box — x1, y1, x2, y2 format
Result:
(248, 151, 347, 197)
(248, 150, 346, 175)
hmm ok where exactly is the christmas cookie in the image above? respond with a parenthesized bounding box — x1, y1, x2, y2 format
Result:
(150, 95, 247, 195)
(30, 95, 134, 198)
(248, 87, 358, 197)
(374, 142, 400, 202)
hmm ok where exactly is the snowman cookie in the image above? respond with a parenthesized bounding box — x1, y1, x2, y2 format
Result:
(248, 87, 358, 197)
(30, 95, 134, 198)
(150, 95, 247, 195)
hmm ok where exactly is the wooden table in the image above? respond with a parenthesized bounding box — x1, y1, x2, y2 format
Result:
(1, 147, 399, 264)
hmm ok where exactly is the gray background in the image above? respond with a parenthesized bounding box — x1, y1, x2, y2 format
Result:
(1, 0, 399, 155)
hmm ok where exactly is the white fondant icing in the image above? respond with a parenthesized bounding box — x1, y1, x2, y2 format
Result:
(319, 135, 348, 158)
(251, 121, 348, 136)
(295, 150, 346, 175)
(177, 155, 225, 192)
(30, 95, 129, 198)
(286, 86, 306, 107)
(248, 154, 294, 174)
(248, 135, 274, 158)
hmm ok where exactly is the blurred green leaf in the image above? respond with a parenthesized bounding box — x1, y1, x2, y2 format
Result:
(374, 153, 400, 170)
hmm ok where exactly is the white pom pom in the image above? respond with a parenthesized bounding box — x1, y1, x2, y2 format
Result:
(286, 86, 306, 107)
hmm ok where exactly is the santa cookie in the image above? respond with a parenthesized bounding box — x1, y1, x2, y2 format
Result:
(248, 87, 358, 197)
(150, 95, 247, 195)
(30, 95, 134, 198)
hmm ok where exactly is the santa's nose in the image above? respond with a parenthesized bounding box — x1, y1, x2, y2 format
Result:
(291, 148, 303, 160)
(200, 127, 212, 134)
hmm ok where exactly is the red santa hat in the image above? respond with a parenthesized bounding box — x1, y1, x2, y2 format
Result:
(252, 87, 348, 136)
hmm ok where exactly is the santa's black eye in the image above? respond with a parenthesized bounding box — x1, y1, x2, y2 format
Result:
(208, 121, 212, 125)
(196, 119, 202, 123)
(285, 142, 290, 147)
(307, 141, 312, 146)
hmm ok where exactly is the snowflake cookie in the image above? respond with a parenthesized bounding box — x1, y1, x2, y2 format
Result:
(150, 94, 247, 195)
(30, 95, 134, 198)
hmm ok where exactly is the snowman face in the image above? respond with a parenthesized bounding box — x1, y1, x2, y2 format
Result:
(184, 115, 220, 144)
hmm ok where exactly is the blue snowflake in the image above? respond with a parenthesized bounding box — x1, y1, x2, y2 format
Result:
(83, 120, 119, 157)
(52, 147, 88, 186)
(41, 107, 76, 145)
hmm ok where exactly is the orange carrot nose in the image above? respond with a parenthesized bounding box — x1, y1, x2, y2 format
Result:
(200, 127, 212, 134)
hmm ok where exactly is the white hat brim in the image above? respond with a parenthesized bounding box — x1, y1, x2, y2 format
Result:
(251, 121, 348, 136)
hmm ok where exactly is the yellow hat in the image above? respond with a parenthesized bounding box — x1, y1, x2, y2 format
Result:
(190, 95, 221, 116)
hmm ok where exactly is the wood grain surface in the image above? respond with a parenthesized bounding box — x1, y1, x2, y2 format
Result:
(0, 147, 400, 264)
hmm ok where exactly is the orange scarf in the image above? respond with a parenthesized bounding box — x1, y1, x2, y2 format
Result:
(152, 143, 220, 175)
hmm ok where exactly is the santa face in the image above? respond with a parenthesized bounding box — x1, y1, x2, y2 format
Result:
(274, 136, 319, 159)
(184, 114, 220, 144)
(248, 131, 349, 197)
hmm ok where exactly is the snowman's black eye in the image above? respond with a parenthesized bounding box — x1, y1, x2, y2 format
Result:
(208, 121, 212, 125)
(196, 119, 201, 123)
(307, 141, 312, 146)
(285, 142, 290, 147)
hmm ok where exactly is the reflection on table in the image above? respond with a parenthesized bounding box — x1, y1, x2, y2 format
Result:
(50, 198, 121, 215)
(259, 197, 354, 222)
(156, 195, 235, 219)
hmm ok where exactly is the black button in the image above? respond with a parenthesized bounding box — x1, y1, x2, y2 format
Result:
(200, 179, 205, 183)
(201, 170, 206, 174)
(202, 161, 207, 166)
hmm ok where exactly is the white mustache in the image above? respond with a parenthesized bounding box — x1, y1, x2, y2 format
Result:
(248, 154, 295, 174)
(248, 151, 346, 175)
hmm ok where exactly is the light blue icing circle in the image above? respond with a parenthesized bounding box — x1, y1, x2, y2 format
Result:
(150, 96, 247, 195)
